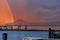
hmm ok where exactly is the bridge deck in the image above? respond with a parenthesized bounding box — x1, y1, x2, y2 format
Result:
(0, 25, 60, 31)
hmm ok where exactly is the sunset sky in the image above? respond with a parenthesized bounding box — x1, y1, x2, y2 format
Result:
(0, 0, 60, 30)
(0, 0, 14, 25)
(7, 0, 60, 24)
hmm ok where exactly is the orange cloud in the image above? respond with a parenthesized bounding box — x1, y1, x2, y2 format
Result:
(0, 0, 14, 25)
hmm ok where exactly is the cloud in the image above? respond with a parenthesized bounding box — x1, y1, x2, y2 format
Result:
(8, 0, 60, 24)
(26, 0, 60, 23)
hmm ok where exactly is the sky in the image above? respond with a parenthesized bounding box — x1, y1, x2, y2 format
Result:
(0, 0, 60, 30)
(0, 0, 14, 25)
(7, 0, 60, 24)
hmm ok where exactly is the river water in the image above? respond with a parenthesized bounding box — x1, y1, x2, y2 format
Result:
(0, 31, 48, 40)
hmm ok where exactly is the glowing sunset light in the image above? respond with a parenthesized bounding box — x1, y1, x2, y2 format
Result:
(0, 0, 14, 25)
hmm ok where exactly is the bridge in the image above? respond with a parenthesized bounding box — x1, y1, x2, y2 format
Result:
(0, 20, 60, 31)
(0, 24, 59, 31)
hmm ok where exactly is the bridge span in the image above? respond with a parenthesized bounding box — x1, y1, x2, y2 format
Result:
(0, 24, 60, 31)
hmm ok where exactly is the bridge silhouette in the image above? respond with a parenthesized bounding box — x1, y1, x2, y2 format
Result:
(0, 20, 60, 31)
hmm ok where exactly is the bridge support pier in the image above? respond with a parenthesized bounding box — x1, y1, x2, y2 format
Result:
(25, 26, 27, 30)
